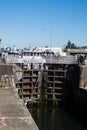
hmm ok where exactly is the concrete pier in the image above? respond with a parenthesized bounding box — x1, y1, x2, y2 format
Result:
(0, 87, 39, 130)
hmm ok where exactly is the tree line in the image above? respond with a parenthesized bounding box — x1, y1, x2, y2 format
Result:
(65, 40, 87, 50)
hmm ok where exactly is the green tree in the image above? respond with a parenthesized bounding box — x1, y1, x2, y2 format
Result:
(66, 40, 77, 49)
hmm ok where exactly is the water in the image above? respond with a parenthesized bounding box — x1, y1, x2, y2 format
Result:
(28, 104, 87, 130)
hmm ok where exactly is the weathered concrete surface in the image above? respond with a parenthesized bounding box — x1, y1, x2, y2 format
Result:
(0, 64, 16, 87)
(79, 65, 87, 87)
(0, 87, 39, 130)
(0, 64, 16, 75)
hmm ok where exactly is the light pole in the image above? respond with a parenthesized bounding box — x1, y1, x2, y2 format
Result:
(50, 32, 52, 50)
(49, 32, 52, 62)
(44, 27, 52, 62)
(29, 43, 32, 50)
(44, 27, 52, 48)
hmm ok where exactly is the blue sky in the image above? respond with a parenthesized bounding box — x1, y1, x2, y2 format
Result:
(0, 0, 87, 49)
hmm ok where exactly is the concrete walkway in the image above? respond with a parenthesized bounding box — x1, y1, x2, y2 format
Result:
(0, 87, 39, 130)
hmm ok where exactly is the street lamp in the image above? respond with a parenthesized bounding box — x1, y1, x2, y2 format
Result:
(44, 27, 52, 48)
(50, 32, 52, 50)
(44, 27, 53, 62)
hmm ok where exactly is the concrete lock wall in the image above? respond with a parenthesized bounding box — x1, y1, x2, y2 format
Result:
(0, 75, 15, 87)
(80, 65, 87, 87)
(0, 64, 16, 87)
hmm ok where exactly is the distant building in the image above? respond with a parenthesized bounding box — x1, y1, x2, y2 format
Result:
(67, 49, 87, 57)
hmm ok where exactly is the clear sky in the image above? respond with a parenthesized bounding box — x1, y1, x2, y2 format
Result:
(0, 0, 87, 49)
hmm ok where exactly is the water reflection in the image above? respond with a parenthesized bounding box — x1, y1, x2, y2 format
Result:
(28, 104, 86, 130)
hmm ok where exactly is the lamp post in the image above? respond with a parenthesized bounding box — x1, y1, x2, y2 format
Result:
(44, 27, 52, 48)
(50, 32, 52, 50)
(49, 32, 52, 62)
(44, 27, 52, 62)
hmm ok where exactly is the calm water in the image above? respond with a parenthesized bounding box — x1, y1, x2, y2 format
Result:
(28, 104, 87, 130)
